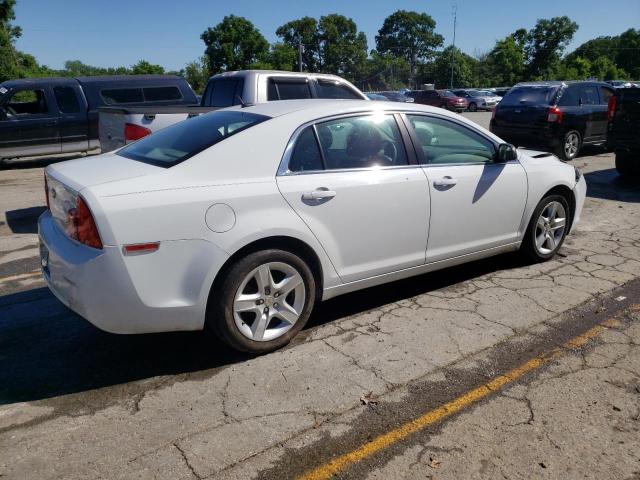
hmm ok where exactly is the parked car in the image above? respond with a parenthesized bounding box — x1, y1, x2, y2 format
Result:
(99, 70, 367, 152)
(0, 75, 197, 163)
(39, 99, 586, 353)
(366, 93, 389, 101)
(406, 89, 468, 112)
(377, 91, 414, 103)
(452, 89, 500, 111)
(490, 81, 614, 160)
(606, 80, 638, 89)
(492, 87, 512, 97)
(607, 87, 640, 176)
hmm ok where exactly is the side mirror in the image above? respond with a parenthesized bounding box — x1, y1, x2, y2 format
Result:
(497, 143, 517, 162)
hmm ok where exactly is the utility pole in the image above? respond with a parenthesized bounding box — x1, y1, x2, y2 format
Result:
(298, 41, 304, 72)
(450, 3, 457, 89)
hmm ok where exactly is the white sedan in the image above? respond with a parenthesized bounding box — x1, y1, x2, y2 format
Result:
(39, 100, 586, 353)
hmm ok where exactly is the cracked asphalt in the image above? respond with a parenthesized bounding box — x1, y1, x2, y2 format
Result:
(1, 112, 639, 479)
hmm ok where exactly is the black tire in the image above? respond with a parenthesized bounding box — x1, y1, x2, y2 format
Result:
(521, 194, 571, 263)
(615, 151, 640, 177)
(555, 130, 581, 161)
(468, 102, 477, 112)
(208, 249, 316, 353)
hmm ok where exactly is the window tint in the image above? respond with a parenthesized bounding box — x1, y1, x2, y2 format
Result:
(580, 85, 599, 105)
(53, 86, 80, 113)
(288, 127, 324, 172)
(204, 79, 243, 107)
(143, 86, 182, 102)
(117, 111, 269, 167)
(268, 79, 312, 100)
(316, 80, 361, 99)
(599, 86, 614, 105)
(407, 115, 495, 164)
(3, 89, 49, 116)
(313, 114, 408, 170)
(557, 85, 579, 107)
(500, 86, 558, 106)
(101, 88, 144, 104)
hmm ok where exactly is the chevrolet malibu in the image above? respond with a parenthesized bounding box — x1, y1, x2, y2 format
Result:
(39, 100, 586, 353)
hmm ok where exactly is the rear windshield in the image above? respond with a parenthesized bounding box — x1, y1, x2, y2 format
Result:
(117, 110, 269, 167)
(500, 86, 559, 106)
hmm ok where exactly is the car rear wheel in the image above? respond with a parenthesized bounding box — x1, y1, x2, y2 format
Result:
(468, 102, 477, 112)
(521, 195, 570, 262)
(557, 130, 581, 161)
(209, 249, 316, 353)
(615, 151, 640, 177)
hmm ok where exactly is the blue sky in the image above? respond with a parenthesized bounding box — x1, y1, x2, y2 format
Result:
(14, 0, 640, 71)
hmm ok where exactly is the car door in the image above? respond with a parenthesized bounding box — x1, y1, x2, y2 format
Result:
(0, 86, 60, 158)
(277, 113, 431, 283)
(595, 85, 614, 141)
(578, 84, 601, 141)
(53, 85, 89, 154)
(403, 113, 527, 262)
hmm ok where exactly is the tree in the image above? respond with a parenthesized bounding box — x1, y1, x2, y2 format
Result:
(360, 51, 411, 91)
(565, 35, 619, 64)
(482, 34, 526, 86)
(375, 10, 444, 84)
(184, 57, 209, 94)
(419, 46, 476, 88)
(275, 17, 321, 71)
(201, 15, 269, 74)
(591, 56, 628, 80)
(0, 0, 20, 81)
(525, 16, 578, 79)
(131, 59, 164, 75)
(560, 56, 592, 80)
(616, 28, 640, 78)
(318, 14, 367, 80)
(268, 42, 297, 71)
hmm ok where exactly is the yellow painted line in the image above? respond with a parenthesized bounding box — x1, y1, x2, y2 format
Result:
(0, 270, 41, 283)
(297, 316, 624, 480)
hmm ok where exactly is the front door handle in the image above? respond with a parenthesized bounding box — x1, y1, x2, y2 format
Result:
(433, 176, 458, 187)
(302, 188, 337, 201)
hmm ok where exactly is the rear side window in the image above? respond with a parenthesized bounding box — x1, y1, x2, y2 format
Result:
(101, 88, 144, 104)
(580, 85, 599, 105)
(288, 127, 324, 172)
(143, 86, 182, 102)
(500, 86, 558, 106)
(268, 79, 312, 101)
(315, 80, 361, 99)
(117, 111, 269, 167)
(557, 85, 579, 107)
(204, 79, 244, 107)
(53, 86, 80, 113)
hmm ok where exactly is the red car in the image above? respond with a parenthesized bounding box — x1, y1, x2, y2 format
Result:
(407, 89, 468, 112)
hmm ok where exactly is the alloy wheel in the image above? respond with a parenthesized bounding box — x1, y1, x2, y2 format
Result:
(233, 262, 306, 342)
(534, 201, 567, 255)
(564, 132, 580, 159)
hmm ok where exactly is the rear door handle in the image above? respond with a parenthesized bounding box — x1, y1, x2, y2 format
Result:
(433, 176, 458, 187)
(302, 188, 337, 201)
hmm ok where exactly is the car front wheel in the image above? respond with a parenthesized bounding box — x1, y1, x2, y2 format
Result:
(521, 195, 570, 262)
(468, 102, 477, 112)
(209, 249, 316, 353)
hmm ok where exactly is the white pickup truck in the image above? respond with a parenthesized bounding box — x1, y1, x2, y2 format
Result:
(99, 70, 367, 152)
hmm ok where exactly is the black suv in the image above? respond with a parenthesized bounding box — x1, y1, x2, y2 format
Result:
(490, 81, 614, 160)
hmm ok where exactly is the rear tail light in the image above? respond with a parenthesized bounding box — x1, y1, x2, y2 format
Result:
(44, 174, 50, 209)
(124, 123, 151, 142)
(547, 106, 563, 123)
(607, 95, 617, 122)
(66, 196, 102, 249)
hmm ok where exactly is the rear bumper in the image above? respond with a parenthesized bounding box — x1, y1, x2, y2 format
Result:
(490, 122, 560, 149)
(38, 211, 229, 334)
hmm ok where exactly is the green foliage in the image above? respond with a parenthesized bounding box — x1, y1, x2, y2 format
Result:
(359, 51, 411, 91)
(276, 17, 321, 71)
(267, 42, 297, 71)
(184, 57, 210, 94)
(419, 46, 476, 88)
(616, 28, 640, 78)
(525, 16, 578, 79)
(131, 60, 164, 75)
(201, 15, 270, 74)
(318, 14, 367, 80)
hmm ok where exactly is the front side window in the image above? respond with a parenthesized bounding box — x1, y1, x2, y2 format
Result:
(407, 115, 495, 165)
(313, 114, 408, 170)
(268, 79, 312, 101)
(117, 111, 269, 167)
(315, 80, 361, 99)
(53, 86, 80, 113)
(2, 89, 50, 117)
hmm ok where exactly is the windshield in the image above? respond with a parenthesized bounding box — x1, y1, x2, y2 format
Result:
(499, 86, 559, 106)
(117, 110, 270, 167)
(468, 91, 484, 97)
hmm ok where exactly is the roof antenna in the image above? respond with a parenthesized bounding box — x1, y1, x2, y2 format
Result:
(235, 95, 253, 108)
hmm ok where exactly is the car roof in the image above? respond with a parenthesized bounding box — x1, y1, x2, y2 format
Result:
(515, 80, 609, 87)
(209, 70, 349, 81)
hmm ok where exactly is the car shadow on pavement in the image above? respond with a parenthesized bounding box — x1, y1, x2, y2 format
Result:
(0, 252, 531, 405)
(5, 206, 46, 234)
(584, 168, 640, 203)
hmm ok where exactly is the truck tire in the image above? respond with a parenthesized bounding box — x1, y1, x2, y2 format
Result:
(615, 151, 639, 177)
